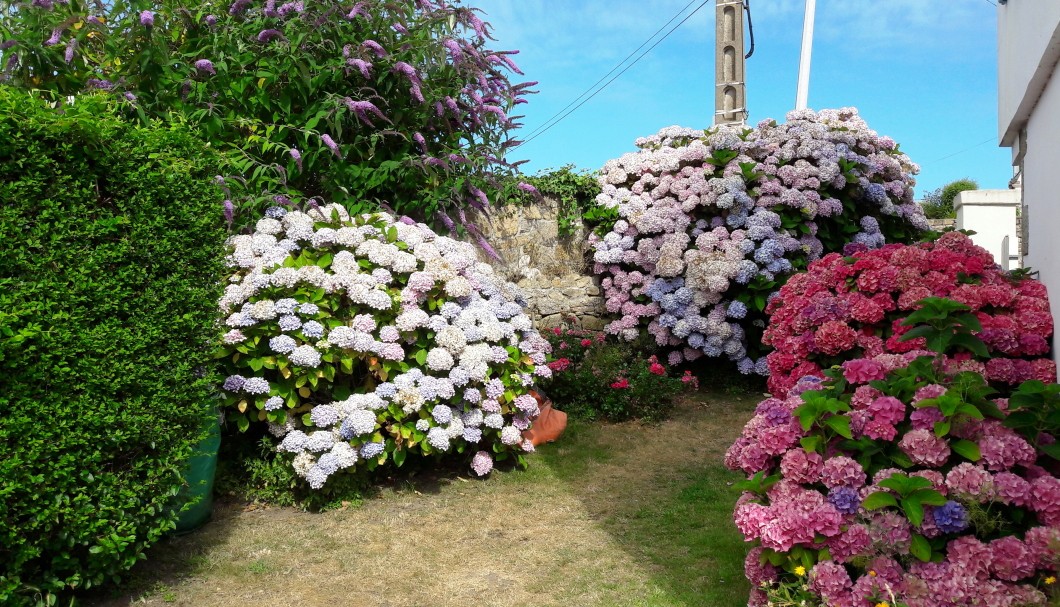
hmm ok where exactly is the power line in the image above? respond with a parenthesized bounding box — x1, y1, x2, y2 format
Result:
(983, 0, 997, 7)
(926, 137, 996, 164)
(515, 0, 700, 145)
(514, 0, 711, 149)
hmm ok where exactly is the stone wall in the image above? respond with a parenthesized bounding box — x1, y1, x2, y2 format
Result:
(468, 197, 607, 330)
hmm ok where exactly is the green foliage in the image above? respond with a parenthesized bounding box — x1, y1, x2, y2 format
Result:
(1, 0, 530, 231)
(0, 88, 226, 604)
(540, 327, 692, 422)
(504, 165, 605, 236)
(921, 178, 978, 219)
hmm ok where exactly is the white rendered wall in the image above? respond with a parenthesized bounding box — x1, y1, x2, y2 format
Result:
(954, 189, 1020, 269)
(998, 3, 1060, 146)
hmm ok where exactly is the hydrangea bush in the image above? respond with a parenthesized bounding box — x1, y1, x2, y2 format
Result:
(764, 231, 1055, 397)
(589, 108, 928, 372)
(217, 202, 551, 486)
(727, 298, 1060, 607)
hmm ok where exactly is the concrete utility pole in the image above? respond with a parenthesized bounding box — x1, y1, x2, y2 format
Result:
(715, 0, 747, 125)
(795, 0, 816, 110)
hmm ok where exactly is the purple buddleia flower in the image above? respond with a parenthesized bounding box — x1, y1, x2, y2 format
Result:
(193, 59, 216, 75)
(0, 41, 16, 51)
(391, 61, 420, 85)
(436, 211, 456, 233)
(204, 14, 217, 27)
(263, 0, 278, 17)
(476, 235, 500, 261)
(44, 27, 62, 46)
(469, 186, 490, 209)
(413, 132, 427, 154)
(516, 182, 538, 194)
(346, 1, 367, 19)
(124, 91, 137, 102)
(408, 83, 424, 104)
(344, 99, 388, 126)
(392, 22, 408, 34)
(257, 29, 284, 43)
(288, 148, 302, 170)
(223, 199, 234, 225)
(443, 38, 462, 61)
(320, 134, 341, 159)
(64, 39, 77, 63)
(32, 0, 55, 8)
(228, 0, 251, 16)
(361, 39, 386, 58)
(424, 157, 447, 168)
(277, 1, 303, 17)
(86, 78, 113, 90)
(140, 10, 154, 27)
(273, 194, 292, 206)
(346, 58, 371, 78)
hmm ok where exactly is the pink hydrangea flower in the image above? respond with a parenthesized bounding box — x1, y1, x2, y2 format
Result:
(898, 429, 951, 467)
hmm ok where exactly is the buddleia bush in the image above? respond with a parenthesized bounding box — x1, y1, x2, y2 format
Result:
(217, 202, 551, 486)
(1, 0, 534, 235)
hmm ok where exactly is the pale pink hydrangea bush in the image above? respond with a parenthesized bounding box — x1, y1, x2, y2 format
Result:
(589, 108, 928, 372)
(217, 202, 551, 487)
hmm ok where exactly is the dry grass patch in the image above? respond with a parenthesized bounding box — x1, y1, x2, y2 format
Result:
(85, 388, 759, 607)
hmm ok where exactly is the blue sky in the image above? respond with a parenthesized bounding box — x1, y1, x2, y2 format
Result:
(475, 0, 1009, 199)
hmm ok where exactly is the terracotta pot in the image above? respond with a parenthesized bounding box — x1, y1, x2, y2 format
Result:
(522, 390, 567, 446)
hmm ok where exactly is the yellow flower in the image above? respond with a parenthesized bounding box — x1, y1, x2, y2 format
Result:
(875, 603, 890, 607)
(1046, 576, 1056, 585)
(793, 566, 806, 577)
(868, 570, 877, 577)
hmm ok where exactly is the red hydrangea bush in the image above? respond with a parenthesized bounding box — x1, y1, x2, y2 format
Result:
(727, 299, 1060, 607)
(765, 231, 1055, 396)
(589, 108, 927, 373)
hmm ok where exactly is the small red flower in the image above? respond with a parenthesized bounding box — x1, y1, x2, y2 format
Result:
(552, 327, 562, 335)
(649, 362, 666, 376)
(548, 358, 571, 372)
(610, 378, 630, 389)
(581, 338, 593, 347)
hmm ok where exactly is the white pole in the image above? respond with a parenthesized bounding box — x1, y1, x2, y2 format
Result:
(795, 0, 816, 110)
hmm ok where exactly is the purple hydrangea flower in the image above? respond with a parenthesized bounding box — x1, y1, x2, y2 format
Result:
(222, 374, 246, 392)
(827, 486, 861, 515)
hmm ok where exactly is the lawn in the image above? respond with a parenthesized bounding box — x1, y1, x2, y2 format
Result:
(86, 388, 760, 607)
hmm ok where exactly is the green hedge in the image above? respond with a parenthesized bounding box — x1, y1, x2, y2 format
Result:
(0, 88, 226, 605)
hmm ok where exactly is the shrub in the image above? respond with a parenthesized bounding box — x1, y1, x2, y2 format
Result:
(540, 325, 696, 422)
(921, 178, 979, 220)
(1, 0, 533, 233)
(727, 298, 1060, 607)
(217, 202, 551, 486)
(764, 231, 1054, 397)
(589, 108, 928, 373)
(0, 89, 225, 604)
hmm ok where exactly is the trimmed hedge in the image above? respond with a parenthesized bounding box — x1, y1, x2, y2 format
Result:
(0, 88, 226, 604)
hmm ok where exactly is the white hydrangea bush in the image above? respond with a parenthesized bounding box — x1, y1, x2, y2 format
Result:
(217, 203, 551, 487)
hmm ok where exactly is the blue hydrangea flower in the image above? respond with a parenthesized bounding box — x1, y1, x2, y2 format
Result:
(242, 377, 270, 394)
(933, 501, 969, 534)
(222, 374, 246, 392)
(264, 396, 285, 411)
(359, 442, 384, 459)
(301, 320, 324, 338)
(298, 303, 319, 316)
